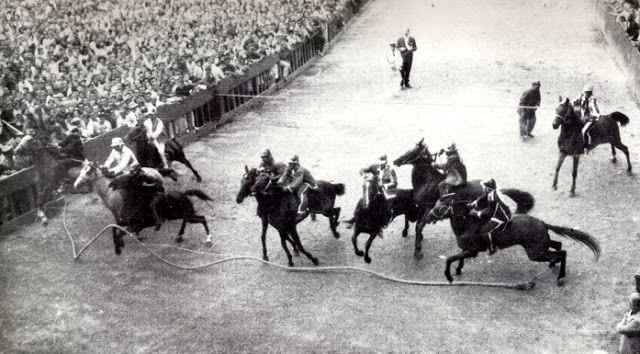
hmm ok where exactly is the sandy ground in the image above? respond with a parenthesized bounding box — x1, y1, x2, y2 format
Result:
(2, 0, 640, 353)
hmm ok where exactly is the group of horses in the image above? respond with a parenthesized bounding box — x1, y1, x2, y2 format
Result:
(234, 96, 633, 286)
(30, 98, 631, 286)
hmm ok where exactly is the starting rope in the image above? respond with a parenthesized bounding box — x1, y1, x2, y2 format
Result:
(62, 199, 535, 291)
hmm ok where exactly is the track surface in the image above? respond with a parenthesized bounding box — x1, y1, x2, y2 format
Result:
(2, 0, 640, 353)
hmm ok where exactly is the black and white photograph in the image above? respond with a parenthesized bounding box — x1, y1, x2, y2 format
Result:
(1, 0, 640, 352)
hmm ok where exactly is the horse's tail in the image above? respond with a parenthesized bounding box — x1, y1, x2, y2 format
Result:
(500, 188, 535, 214)
(332, 183, 346, 196)
(610, 111, 630, 127)
(544, 223, 601, 261)
(185, 189, 213, 201)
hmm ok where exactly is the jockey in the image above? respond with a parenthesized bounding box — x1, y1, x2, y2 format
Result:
(573, 83, 601, 150)
(466, 179, 512, 255)
(278, 155, 317, 215)
(143, 113, 169, 169)
(258, 148, 286, 179)
(108, 164, 165, 192)
(359, 154, 398, 198)
(103, 137, 138, 175)
(434, 143, 467, 196)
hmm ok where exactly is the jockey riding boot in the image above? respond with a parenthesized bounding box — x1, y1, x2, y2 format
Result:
(486, 233, 497, 256)
(378, 229, 384, 239)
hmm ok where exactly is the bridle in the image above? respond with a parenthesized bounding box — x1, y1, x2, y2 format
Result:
(554, 103, 573, 124)
(426, 200, 453, 221)
(399, 146, 433, 165)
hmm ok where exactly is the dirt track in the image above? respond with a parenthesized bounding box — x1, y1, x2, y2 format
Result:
(2, 0, 640, 353)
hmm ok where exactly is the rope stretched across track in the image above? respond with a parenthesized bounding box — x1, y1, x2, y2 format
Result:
(62, 199, 535, 291)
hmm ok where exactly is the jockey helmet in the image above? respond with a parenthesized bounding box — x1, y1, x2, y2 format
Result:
(379, 154, 387, 162)
(261, 148, 272, 158)
(583, 83, 594, 93)
(445, 143, 457, 155)
(70, 127, 80, 134)
(288, 155, 299, 165)
(111, 137, 124, 147)
(481, 178, 496, 191)
(532, 81, 541, 87)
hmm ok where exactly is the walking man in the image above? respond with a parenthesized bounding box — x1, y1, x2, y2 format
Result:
(396, 27, 417, 89)
(518, 81, 541, 142)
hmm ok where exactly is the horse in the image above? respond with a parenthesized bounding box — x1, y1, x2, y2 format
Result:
(236, 167, 318, 266)
(124, 124, 203, 182)
(552, 97, 631, 197)
(31, 139, 82, 225)
(423, 184, 601, 286)
(236, 166, 344, 262)
(350, 174, 393, 263)
(73, 161, 213, 255)
(392, 138, 446, 258)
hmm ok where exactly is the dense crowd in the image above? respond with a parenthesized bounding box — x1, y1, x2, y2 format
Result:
(0, 0, 357, 177)
(608, 0, 640, 42)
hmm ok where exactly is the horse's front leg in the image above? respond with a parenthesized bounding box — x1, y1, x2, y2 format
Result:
(402, 216, 409, 237)
(570, 155, 580, 197)
(445, 250, 478, 283)
(277, 230, 294, 267)
(260, 216, 269, 261)
(351, 228, 363, 257)
(552, 152, 567, 191)
(414, 211, 428, 259)
(330, 207, 341, 238)
(363, 232, 377, 264)
(610, 143, 617, 164)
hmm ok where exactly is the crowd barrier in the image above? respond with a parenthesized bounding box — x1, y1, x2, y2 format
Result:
(0, 0, 370, 233)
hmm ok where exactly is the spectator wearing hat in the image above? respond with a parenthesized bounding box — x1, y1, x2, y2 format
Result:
(103, 137, 138, 175)
(278, 155, 317, 215)
(258, 148, 286, 178)
(434, 143, 467, 196)
(518, 81, 542, 142)
(58, 127, 85, 160)
(143, 113, 169, 169)
(617, 292, 640, 354)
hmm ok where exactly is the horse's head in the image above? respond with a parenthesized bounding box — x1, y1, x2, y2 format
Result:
(552, 96, 579, 130)
(236, 166, 258, 203)
(124, 124, 147, 144)
(73, 160, 98, 189)
(362, 173, 382, 209)
(393, 138, 433, 167)
(423, 193, 456, 224)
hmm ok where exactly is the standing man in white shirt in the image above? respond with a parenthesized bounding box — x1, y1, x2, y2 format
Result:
(103, 137, 138, 175)
(143, 113, 169, 169)
(396, 27, 417, 90)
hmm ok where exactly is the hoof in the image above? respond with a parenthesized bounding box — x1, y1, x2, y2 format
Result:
(552, 185, 557, 191)
(628, 169, 633, 175)
(455, 269, 462, 276)
(365, 256, 371, 264)
(333, 232, 340, 239)
(414, 251, 424, 260)
(205, 240, 213, 247)
(517, 282, 536, 290)
(569, 191, 576, 198)
(612, 157, 617, 163)
(155, 224, 161, 231)
(293, 249, 300, 257)
(311, 257, 319, 265)
(310, 214, 316, 221)
(548, 262, 556, 268)
(355, 250, 364, 257)
(263, 255, 269, 262)
(196, 176, 203, 183)
(175, 237, 184, 243)
(115, 248, 122, 255)
(402, 229, 408, 238)
(557, 278, 565, 287)
(445, 274, 453, 283)
(288, 261, 294, 267)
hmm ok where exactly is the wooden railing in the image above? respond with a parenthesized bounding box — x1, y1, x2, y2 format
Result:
(0, 0, 370, 232)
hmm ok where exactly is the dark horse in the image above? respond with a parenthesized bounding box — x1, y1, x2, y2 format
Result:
(236, 167, 319, 266)
(73, 161, 213, 254)
(392, 138, 446, 258)
(423, 184, 601, 286)
(32, 139, 82, 225)
(124, 124, 203, 182)
(350, 174, 394, 263)
(552, 97, 631, 197)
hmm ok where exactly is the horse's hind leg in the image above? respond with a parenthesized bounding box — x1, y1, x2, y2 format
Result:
(260, 217, 270, 261)
(330, 207, 341, 238)
(548, 240, 562, 268)
(180, 157, 202, 183)
(289, 228, 319, 265)
(277, 230, 295, 267)
(614, 141, 632, 173)
(187, 215, 212, 247)
(445, 250, 478, 283)
(570, 155, 580, 197)
(611, 143, 617, 164)
(352, 229, 363, 257)
(176, 220, 187, 243)
(402, 217, 409, 237)
(530, 248, 567, 286)
(112, 227, 125, 255)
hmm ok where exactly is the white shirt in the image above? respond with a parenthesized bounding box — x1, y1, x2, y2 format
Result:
(143, 118, 164, 140)
(104, 146, 138, 174)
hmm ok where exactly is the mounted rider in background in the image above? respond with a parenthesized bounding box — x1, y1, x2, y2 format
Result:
(278, 155, 317, 215)
(573, 83, 601, 152)
(434, 143, 467, 196)
(143, 113, 170, 169)
(359, 154, 398, 199)
(466, 179, 512, 255)
(258, 148, 286, 180)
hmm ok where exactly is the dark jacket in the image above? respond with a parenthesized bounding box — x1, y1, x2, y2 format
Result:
(518, 87, 541, 111)
(58, 134, 85, 160)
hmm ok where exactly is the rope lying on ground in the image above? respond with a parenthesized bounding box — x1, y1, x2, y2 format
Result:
(62, 199, 535, 291)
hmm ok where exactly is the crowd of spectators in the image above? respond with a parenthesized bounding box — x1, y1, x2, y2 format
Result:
(608, 0, 640, 43)
(0, 0, 359, 177)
